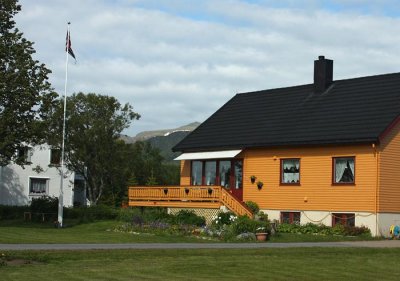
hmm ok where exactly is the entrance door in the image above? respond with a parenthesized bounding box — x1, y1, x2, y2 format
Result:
(219, 160, 243, 201)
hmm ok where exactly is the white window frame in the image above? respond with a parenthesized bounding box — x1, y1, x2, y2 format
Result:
(29, 177, 49, 196)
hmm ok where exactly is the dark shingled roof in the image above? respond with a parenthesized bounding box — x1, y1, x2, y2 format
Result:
(173, 72, 400, 152)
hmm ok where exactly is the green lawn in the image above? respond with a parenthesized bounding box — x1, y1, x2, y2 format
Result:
(0, 220, 378, 244)
(1, 248, 399, 280)
(0, 220, 205, 244)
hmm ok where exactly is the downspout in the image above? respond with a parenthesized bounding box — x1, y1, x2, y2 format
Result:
(373, 143, 380, 236)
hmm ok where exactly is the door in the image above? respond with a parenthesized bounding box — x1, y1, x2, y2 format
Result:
(219, 159, 243, 201)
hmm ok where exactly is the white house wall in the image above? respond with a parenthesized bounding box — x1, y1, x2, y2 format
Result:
(0, 145, 74, 207)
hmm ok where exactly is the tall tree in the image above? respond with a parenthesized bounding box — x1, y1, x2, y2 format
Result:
(0, 0, 57, 165)
(49, 92, 140, 205)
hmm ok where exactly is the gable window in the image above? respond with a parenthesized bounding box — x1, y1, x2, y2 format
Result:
(281, 159, 300, 184)
(191, 161, 203, 185)
(333, 157, 355, 184)
(281, 212, 301, 224)
(50, 149, 61, 166)
(332, 213, 355, 227)
(29, 178, 48, 195)
(17, 146, 32, 164)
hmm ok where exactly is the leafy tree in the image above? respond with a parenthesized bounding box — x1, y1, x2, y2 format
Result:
(0, 0, 57, 165)
(48, 92, 140, 205)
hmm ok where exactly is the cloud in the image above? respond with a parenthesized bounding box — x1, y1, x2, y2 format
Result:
(15, 0, 400, 136)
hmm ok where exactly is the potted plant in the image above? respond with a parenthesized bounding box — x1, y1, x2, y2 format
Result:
(208, 187, 213, 195)
(250, 175, 256, 184)
(255, 227, 268, 241)
(185, 188, 190, 195)
(257, 181, 264, 189)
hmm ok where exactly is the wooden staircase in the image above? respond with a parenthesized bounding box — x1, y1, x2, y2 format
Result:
(128, 185, 253, 217)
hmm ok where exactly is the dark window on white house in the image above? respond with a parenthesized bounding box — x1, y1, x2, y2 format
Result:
(17, 146, 32, 163)
(50, 149, 61, 166)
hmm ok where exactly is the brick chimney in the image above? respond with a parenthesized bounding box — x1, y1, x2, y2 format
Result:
(314, 56, 333, 93)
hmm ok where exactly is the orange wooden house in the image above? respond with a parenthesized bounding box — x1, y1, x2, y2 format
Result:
(129, 56, 400, 236)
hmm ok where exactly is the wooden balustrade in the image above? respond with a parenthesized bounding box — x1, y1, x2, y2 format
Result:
(128, 185, 253, 217)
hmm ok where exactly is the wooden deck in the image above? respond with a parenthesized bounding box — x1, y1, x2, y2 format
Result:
(128, 186, 253, 217)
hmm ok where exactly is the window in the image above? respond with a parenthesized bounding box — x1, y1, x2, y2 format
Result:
(219, 161, 231, 188)
(281, 212, 301, 224)
(332, 213, 355, 227)
(191, 161, 203, 185)
(205, 161, 216, 185)
(281, 159, 300, 184)
(29, 178, 48, 195)
(50, 149, 61, 166)
(333, 157, 355, 184)
(190, 159, 243, 189)
(17, 146, 32, 163)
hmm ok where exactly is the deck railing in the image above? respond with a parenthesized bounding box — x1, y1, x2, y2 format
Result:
(128, 185, 253, 217)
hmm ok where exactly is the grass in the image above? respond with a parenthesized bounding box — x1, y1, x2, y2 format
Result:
(1, 248, 399, 280)
(0, 219, 379, 244)
(0, 220, 206, 244)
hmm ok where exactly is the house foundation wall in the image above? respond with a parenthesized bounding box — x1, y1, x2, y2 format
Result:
(260, 209, 381, 237)
(377, 213, 400, 237)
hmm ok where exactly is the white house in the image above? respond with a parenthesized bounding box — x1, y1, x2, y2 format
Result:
(0, 144, 86, 207)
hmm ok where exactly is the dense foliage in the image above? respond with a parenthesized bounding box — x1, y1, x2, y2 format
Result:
(277, 222, 371, 236)
(47, 92, 140, 205)
(0, 0, 57, 165)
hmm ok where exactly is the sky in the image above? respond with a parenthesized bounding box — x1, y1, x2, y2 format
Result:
(16, 0, 400, 136)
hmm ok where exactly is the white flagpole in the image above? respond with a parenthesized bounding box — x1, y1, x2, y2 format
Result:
(58, 22, 70, 227)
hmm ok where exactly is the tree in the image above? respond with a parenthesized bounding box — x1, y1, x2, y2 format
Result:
(49, 92, 140, 205)
(0, 0, 57, 166)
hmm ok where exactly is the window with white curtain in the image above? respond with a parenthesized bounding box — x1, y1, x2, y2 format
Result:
(191, 161, 203, 185)
(333, 157, 355, 184)
(29, 178, 48, 195)
(205, 161, 216, 185)
(281, 159, 300, 184)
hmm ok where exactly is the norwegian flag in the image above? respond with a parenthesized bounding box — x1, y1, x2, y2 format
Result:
(65, 30, 76, 60)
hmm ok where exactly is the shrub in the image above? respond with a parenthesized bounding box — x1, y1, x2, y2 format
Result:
(30, 196, 58, 213)
(0, 205, 30, 220)
(245, 201, 260, 215)
(343, 225, 371, 236)
(63, 205, 119, 222)
(212, 212, 237, 227)
(230, 215, 261, 235)
(174, 210, 206, 226)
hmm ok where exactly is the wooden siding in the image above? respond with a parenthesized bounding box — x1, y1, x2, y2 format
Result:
(180, 160, 191, 185)
(180, 144, 378, 212)
(379, 121, 400, 213)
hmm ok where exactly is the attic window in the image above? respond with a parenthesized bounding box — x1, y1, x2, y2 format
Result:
(333, 157, 355, 184)
(281, 159, 300, 184)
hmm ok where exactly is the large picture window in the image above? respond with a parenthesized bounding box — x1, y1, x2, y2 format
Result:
(29, 178, 48, 195)
(333, 157, 355, 184)
(281, 159, 300, 184)
(191, 159, 243, 189)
